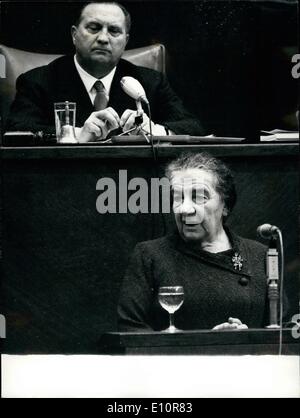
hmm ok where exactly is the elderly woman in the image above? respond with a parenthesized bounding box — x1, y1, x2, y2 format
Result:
(118, 152, 268, 332)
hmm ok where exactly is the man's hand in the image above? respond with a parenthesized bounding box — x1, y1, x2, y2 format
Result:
(78, 107, 120, 142)
(120, 109, 167, 136)
(212, 317, 248, 331)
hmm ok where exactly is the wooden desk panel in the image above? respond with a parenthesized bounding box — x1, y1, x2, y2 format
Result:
(99, 329, 300, 355)
(1, 143, 298, 159)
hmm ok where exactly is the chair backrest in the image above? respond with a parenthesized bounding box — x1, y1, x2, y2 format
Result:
(0, 43, 166, 126)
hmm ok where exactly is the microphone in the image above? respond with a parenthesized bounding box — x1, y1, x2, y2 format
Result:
(120, 76, 149, 104)
(257, 223, 280, 239)
(257, 223, 284, 335)
(119, 76, 155, 159)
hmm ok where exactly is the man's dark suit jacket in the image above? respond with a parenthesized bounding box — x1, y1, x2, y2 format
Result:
(6, 55, 204, 135)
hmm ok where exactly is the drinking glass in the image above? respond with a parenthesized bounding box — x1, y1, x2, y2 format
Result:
(54, 101, 77, 143)
(158, 286, 184, 332)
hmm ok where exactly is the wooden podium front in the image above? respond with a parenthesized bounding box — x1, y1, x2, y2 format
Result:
(99, 329, 300, 355)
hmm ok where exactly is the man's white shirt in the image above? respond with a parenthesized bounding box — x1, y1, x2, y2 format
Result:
(74, 55, 116, 103)
(74, 55, 169, 136)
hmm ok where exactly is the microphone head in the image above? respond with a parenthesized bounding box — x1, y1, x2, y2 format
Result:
(257, 223, 279, 239)
(120, 76, 149, 104)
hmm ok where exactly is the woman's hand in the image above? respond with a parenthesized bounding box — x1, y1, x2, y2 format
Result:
(212, 317, 248, 331)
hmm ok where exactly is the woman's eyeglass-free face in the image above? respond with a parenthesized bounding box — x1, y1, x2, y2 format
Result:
(171, 168, 226, 243)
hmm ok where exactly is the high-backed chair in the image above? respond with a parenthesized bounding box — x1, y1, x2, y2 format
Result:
(0, 43, 166, 126)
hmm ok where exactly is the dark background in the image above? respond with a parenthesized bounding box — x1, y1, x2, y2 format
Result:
(0, 0, 298, 138)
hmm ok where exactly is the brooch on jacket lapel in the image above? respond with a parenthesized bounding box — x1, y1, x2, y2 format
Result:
(232, 253, 243, 270)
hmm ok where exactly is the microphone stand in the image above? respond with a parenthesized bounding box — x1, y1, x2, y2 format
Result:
(265, 237, 280, 329)
(118, 99, 150, 143)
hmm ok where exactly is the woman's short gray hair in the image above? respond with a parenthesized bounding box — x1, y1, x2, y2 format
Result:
(165, 152, 237, 216)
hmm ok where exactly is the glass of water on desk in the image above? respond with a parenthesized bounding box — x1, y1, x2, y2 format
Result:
(54, 101, 78, 143)
(158, 286, 184, 333)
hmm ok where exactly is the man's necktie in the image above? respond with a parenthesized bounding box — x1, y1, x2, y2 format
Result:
(93, 80, 108, 111)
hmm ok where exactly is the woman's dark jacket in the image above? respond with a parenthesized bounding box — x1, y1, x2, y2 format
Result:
(118, 230, 268, 331)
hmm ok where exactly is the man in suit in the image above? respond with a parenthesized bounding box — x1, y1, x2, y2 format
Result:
(6, 1, 204, 141)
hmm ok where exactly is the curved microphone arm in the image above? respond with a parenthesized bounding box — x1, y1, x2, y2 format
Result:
(146, 101, 156, 162)
(260, 224, 284, 355)
(277, 228, 284, 355)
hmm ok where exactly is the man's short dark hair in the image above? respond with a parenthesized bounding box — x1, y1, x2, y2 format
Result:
(74, 1, 131, 33)
(166, 152, 237, 217)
